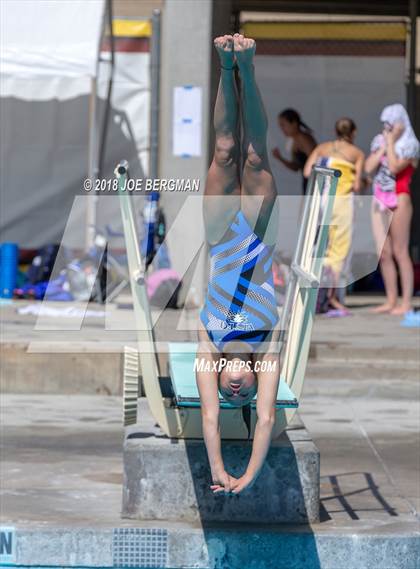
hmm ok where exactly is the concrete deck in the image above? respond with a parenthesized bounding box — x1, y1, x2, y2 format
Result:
(0, 295, 419, 567)
(1, 374, 419, 567)
(1, 295, 419, 394)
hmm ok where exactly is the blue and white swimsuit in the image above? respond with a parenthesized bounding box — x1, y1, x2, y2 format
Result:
(200, 210, 279, 352)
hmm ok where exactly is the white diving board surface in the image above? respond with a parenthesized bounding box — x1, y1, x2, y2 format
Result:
(168, 342, 298, 409)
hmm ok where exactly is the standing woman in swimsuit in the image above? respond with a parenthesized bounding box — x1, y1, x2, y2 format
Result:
(366, 103, 419, 315)
(197, 34, 281, 496)
(272, 109, 317, 194)
(304, 118, 364, 314)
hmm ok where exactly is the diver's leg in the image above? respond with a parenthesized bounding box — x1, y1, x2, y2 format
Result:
(234, 34, 278, 244)
(204, 35, 241, 244)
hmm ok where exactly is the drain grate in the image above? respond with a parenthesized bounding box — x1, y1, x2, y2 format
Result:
(113, 527, 168, 568)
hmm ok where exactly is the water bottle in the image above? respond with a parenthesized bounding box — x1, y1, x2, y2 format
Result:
(0, 242, 19, 298)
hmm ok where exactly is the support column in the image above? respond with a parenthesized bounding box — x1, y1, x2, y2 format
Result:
(158, 0, 213, 305)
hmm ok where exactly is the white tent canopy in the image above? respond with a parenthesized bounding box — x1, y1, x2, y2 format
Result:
(0, 0, 152, 250)
(0, 0, 105, 80)
(0, 0, 105, 103)
(0, 0, 108, 249)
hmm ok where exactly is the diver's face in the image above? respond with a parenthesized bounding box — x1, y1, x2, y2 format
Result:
(218, 355, 257, 406)
(279, 117, 297, 137)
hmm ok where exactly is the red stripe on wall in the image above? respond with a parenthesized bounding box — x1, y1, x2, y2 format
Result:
(256, 39, 405, 57)
(101, 37, 150, 53)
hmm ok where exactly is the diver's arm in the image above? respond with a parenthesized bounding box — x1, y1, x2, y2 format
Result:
(196, 347, 224, 477)
(232, 352, 280, 494)
(196, 335, 235, 492)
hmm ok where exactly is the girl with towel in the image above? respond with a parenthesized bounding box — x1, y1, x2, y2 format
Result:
(366, 104, 419, 315)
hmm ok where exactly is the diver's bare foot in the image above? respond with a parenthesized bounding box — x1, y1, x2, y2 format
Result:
(390, 304, 412, 316)
(233, 33, 256, 69)
(370, 302, 396, 314)
(214, 35, 234, 70)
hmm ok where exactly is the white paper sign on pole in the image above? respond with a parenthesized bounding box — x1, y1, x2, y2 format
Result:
(172, 86, 202, 157)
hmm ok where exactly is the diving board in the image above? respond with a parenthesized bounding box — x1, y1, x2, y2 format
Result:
(116, 161, 339, 439)
(168, 342, 298, 409)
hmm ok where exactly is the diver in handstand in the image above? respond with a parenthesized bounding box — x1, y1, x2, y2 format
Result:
(196, 34, 280, 495)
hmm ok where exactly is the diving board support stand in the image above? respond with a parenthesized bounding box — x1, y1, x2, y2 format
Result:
(279, 166, 340, 421)
(291, 263, 319, 289)
(123, 399, 321, 523)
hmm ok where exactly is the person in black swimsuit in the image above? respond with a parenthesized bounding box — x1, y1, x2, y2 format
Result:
(272, 108, 317, 194)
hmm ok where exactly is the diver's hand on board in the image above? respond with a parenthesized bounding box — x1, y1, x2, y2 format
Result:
(210, 470, 237, 494)
(230, 472, 255, 495)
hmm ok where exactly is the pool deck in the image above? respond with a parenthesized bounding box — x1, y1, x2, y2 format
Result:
(0, 295, 419, 567)
(1, 294, 419, 394)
